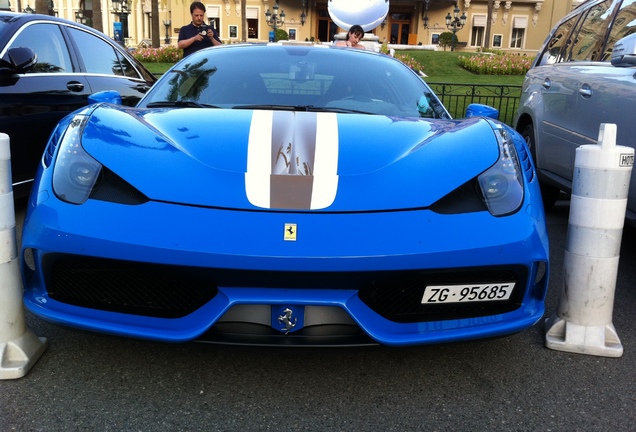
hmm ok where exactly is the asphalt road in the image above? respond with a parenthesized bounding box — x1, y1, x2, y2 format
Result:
(2, 199, 636, 432)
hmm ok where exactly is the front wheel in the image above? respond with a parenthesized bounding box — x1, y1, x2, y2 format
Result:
(520, 123, 560, 210)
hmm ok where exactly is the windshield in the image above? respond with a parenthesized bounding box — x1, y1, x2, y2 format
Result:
(139, 45, 449, 119)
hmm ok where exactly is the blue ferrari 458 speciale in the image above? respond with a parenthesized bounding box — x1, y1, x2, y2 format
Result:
(21, 43, 549, 346)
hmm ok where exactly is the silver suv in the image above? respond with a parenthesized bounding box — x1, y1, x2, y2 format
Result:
(514, 0, 636, 221)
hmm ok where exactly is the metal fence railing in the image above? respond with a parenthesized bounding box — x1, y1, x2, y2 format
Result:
(427, 82, 523, 127)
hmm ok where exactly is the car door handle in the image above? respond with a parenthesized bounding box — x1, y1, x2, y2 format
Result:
(579, 83, 592, 98)
(66, 81, 85, 92)
(133, 83, 151, 93)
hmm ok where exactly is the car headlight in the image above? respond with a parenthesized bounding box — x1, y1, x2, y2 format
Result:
(477, 124, 524, 216)
(52, 115, 102, 204)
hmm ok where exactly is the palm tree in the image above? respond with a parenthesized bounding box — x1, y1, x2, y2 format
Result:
(34, 0, 48, 14)
(152, 0, 160, 47)
(242, 0, 247, 41)
(484, 0, 494, 49)
(92, 0, 103, 32)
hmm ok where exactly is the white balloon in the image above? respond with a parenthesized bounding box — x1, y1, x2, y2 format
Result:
(328, 0, 390, 32)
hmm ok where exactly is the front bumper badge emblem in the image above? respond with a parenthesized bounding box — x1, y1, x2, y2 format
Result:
(278, 307, 298, 334)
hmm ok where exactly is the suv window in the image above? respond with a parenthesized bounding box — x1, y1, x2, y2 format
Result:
(68, 27, 139, 78)
(601, 0, 636, 60)
(11, 23, 73, 73)
(537, 16, 578, 65)
(567, 0, 615, 61)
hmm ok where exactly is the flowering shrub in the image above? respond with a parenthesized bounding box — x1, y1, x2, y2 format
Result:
(394, 53, 424, 72)
(133, 46, 183, 63)
(458, 52, 532, 75)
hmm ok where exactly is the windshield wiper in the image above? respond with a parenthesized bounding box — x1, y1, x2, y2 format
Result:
(145, 101, 220, 109)
(232, 104, 305, 111)
(307, 106, 373, 115)
(232, 104, 372, 115)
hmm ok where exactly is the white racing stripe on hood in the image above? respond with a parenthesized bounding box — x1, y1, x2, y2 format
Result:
(245, 110, 274, 208)
(312, 112, 339, 209)
(245, 110, 339, 210)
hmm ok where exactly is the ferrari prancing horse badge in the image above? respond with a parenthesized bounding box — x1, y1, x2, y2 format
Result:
(284, 223, 297, 241)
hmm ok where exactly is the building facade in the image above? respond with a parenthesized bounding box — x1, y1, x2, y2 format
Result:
(5, 0, 584, 54)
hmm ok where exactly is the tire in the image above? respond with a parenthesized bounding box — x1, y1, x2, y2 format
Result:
(520, 123, 560, 210)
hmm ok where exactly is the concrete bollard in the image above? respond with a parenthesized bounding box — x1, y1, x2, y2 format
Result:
(545, 123, 634, 357)
(0, 133, 47, 379)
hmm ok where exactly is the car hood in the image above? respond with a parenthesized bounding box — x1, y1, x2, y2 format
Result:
(80, 105, 499, 212)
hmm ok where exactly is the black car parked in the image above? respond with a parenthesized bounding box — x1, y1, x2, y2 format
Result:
(0, 12, 156, 196)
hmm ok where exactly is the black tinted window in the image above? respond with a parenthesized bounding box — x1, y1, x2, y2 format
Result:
(68, 27, 137, 78)
(11, 23, 73, 73)
(115, 50, 142, 78)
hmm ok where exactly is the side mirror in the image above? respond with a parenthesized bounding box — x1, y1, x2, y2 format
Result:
(0, 47, 37, 75)
(465, 103, 499, 120)
(611, 33, 636, 67)
(88, 90, 123, 105)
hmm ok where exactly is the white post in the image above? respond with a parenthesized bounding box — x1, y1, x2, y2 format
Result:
(545, 123, 634, 357)
(0, 133, 47, 379)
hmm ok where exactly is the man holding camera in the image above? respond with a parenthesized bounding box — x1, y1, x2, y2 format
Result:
(178, 1, 222, 57)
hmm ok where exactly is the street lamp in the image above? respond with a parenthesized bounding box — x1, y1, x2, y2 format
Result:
(264, 2, 285, 31)
(300, 0, 307, 26)
(22, 4, 33, 13)
(422, 0, 430, 29)
(163, 19, 171, 45)
(445, 2, 466, 51)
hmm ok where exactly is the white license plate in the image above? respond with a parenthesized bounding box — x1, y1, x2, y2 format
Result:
(422, 283, 515, 304)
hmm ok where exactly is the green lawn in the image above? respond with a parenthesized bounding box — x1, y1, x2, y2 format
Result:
(403, 50, 529, 85)
(142, 50, 530, 85)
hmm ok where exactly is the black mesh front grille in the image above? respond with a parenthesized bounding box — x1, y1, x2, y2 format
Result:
(46, 255, 528, 323)
(47, 256, 217, 318)
(358, 266, 528, 323)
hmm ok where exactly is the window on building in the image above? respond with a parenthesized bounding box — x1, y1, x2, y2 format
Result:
(510, 16, 527, 49)
(207, 5, 221, 38)
(317, 9, 337, 42)
(247, 7, 259, 39)
(78, 0, 93, 27)
(471, 15, 486, 47)
(389, 13, 411, 44)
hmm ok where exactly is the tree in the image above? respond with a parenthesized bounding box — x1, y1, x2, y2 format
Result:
(274, 28, 288, 42)
(438, 32, 454, 51)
